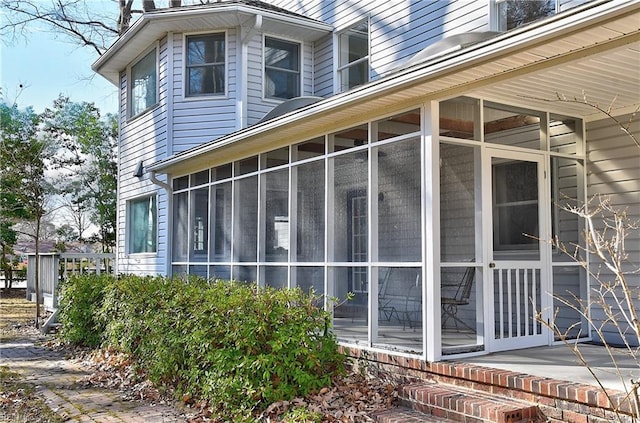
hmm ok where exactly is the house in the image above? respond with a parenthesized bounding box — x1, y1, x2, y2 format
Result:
(92, 0, 639, 367)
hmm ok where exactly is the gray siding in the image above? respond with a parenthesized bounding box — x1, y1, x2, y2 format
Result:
(116, 37, 170, 276)
(271, 0, 491, 90)
(586, 113, 640, 346)
(246, 36, 267, 124)
(313, 33, 333, 97)
(171, 29, 238, 153)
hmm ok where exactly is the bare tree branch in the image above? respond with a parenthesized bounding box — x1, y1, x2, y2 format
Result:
(523, 91, 640, 150)
(1, 0, 122, 55)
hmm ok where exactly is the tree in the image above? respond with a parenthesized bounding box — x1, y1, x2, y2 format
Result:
(43, 96, 117, 252)
(0, 101, 55, 328)
(1, 0, 185, 55)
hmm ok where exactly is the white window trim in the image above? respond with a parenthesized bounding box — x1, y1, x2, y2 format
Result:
(127, 43, 160, 120)
(126, 194, 158, 256)
(262, 34, 303, 103)
(333, 16, 370, 94)
(182, 30, 228, 101)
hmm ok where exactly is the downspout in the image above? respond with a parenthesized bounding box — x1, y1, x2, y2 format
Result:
(149, 170, 173, 276)
(166, 32, 174, 155)
(150, 170, 172, 193)
(238, 13, 262, 129)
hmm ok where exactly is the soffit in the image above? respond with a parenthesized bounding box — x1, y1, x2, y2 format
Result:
(93, 5, 332, 84)
(150, 1, 640, 176)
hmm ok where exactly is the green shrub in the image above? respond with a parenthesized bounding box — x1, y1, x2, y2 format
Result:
(99, 275, 344, 420)
(58, 274, 114, 347)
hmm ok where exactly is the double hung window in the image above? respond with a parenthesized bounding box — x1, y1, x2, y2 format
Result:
(264, 37, 300, 100)
(337, 20, 369, 92)
(129, 48, 157, 117)
(186, 33, 225, 97)
(128, 196, 157, 254)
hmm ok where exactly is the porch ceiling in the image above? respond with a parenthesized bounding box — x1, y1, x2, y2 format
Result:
(468, 33, 640, 119)
(149, 1, 639, 177)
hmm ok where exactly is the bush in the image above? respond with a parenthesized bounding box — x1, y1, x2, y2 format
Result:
(58, 273, 114, 347)
(99, 275, 345, 420)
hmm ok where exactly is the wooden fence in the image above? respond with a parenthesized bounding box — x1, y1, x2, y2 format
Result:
(26, 252, 116, 310)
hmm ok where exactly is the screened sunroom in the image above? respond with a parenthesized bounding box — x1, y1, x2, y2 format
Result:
(166, 96, 588, 359)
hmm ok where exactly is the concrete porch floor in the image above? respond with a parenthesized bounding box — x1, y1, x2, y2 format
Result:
(467, 343, 640, 393)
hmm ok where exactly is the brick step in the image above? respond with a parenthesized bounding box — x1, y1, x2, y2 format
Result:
(373, 407, 455, 422)
(400, 382, 540, 423)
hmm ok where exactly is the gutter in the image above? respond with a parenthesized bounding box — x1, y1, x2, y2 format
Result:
(147, 0, 639, 173)
(92, 3, 331, 76)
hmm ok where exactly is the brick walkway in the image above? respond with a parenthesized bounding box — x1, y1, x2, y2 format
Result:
(0, 337, 187, 422)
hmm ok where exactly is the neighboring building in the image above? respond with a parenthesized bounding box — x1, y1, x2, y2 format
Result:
(93, 0, 640, 362)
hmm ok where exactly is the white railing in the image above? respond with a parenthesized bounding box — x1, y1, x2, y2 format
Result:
(26, 253, 116, 310)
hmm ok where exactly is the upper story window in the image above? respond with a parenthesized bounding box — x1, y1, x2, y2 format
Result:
(186, 33, 225, 97)
(129, 48, 158, 117)
(495, 0, 557, 31)
(128, 195, 157, 254)
(264, 37, 301, 100)
(337, 19, 369, 92)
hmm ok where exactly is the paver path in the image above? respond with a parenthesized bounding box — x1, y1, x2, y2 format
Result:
(1, 337, 187, 422)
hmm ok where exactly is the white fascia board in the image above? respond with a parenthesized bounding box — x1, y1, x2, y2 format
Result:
(92, 4, 331, 85)
(147, 0, 639, 173)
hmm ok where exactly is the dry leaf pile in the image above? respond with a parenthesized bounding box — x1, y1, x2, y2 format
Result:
(77, 348, 398, 422)
(77, 348, 169, 405)
(258, 373, 398, 422)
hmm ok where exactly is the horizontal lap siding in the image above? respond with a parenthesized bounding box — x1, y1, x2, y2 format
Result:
(586, 113, 640, 346)
(313, 34, 333, 97)
(302, 41, 314, 97)
(270, 0, 490, 92)
(246, 37, 270, 125)
(171, 29, 238, 153)
(116, 37, 170, 276)
(560, 0, 592, 12)
(371, 1, 488, 75)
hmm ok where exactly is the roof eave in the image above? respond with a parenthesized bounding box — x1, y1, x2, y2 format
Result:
(147, 0, 639, 175)
(92, 3, 332, 85)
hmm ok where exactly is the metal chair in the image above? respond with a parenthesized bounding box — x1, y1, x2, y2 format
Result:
(401, 273, 422, 330)
(441, 266, 476, 332)
(378, 268, 399, 322)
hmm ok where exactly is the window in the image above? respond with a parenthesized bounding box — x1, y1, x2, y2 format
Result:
(264, 37, 300, 100)
(337, 20, 369, 92)
(186, 33, 225, 96)
(128, 196, 157, 254)
(492, 160, 539, 251)
(129, 48, 157, 117)
(495, 0, 556, 31)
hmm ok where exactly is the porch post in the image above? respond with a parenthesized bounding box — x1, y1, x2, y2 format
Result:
(424, 100, 441, 362)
